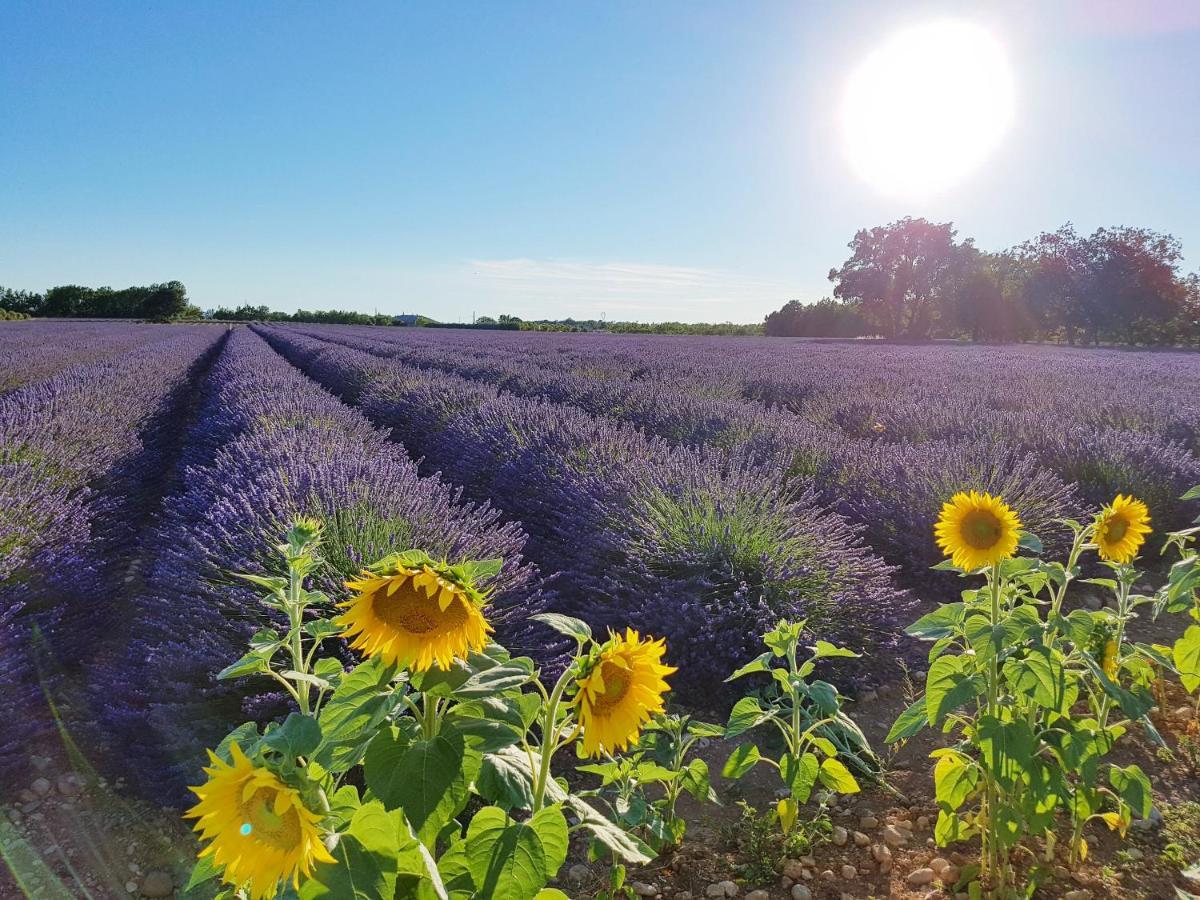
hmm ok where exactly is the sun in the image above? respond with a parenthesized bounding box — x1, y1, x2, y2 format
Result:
(841, 21, 1016, 198)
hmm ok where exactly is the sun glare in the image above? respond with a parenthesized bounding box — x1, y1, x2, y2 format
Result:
(841, 21, 1016, 198)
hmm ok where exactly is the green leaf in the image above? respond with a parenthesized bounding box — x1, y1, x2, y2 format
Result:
(1080, 653, 1154, 720)
(681, 758, 715, 803)
(460, 805, 568, 900)
(808, 681, 839, 715)
(1109, 764, 1152, 819)
(722, 742, 760, 779)
(1183, 485, 1200, 501)
(1004, 647, 1068, 711)
(531, 613, 592, 641)
(232, 571, 289, 594)
(477, 745, 539, 810)
(262, 713, 322, 759)
(366, 730, 480, 845)
(453, 660, 535, 699)
(315, 657, 402, 772)
(886, 698, 929, 743)
(934, 809, 972, 845)
(905, 603, 965, 640)
(563, 796, 654, 864)
(781, 752, 820, 803)
(817, 757, 859, 794)
(934, 754, 979, 811)
(1018, 532, 1044, 554)
(976, 716, 1035, 789)
(1174, 625, 1200, 693)
(726, 652, 774, 681)
(304, 619, 343, 640)
(299, 801, 399, 899)
(724, 696, 771, 738)
(184, 855, 219, 892)
(810, 641, 859, 660)
(216, 649, 271, 681)
(925, 656, 985, 725)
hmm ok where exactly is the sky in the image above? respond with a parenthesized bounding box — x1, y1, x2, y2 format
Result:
(1, 1, 1198, 323)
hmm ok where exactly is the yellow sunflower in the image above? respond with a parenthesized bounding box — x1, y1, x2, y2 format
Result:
(934, 490, 1022, 571)
(337, 563, 491, 671)
(185, 743, 333, 900)
(1094, 495, 1151, 564)
(575, 628, 676, 757)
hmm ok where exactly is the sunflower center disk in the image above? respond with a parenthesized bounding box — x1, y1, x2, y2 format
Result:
(372, 580, 466, 635)
(592, 661, 632, 713)
(961, 510, 1002, 549)
(241, 788, 302, 850)
(1104, 517, 1130, 543)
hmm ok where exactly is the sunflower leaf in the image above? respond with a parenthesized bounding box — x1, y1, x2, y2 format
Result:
(531, 613, 592, 642)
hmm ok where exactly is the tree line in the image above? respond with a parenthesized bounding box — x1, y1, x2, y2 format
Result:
(1, 282, 195, 321)
(766, 218, 1200, 345)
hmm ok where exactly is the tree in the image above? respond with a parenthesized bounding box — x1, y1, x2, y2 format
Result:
(764, 298, 867, 337)
(142, 281, 190, 321)
(828, 217, 963, 340)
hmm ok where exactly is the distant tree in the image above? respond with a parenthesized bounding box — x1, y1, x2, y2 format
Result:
(764, 298, 867, 337)
(828, 217, 964, 340)
(0, 286, 44, 315)
(475, 315, 497, 325)
(142, 281, 190, 321)
(497, 314, 522, 324)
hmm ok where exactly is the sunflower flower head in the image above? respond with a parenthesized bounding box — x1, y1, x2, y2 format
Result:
(934, 490, 1022, 571)
(573, 628, 676, 757)
(1094, 495, 1151, 564)
(336, 551, 493, 672)
(185, 743, 333, 900)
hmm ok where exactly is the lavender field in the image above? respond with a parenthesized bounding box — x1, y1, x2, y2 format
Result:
(2, 320, 1200, 797)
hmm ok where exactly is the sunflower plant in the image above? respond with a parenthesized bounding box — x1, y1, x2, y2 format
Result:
(184, 521, 676, 900)
(1162, 486, 1200, 709)
(887, 490, 1182, 898)
(719, 621, 872, 837)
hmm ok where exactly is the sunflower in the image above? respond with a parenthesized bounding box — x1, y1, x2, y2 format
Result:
(1094, 495, 1151, 564)
(575, 628, 676, 757)
(185, 743, 332, 900)
(934, 490, 1022, 571)
(337, 562, 491, 671)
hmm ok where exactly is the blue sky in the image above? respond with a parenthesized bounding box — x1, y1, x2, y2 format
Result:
(2, 1, 1198, 322)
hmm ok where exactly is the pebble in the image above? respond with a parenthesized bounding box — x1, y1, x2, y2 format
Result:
(831, 825, 849, 846)
(943, 866, 960, 884)
(125, 882, 138, 895)
(871, 844, 892, 863)
(882, 824, 908, 847)
(799, 855, 816, 866)
(745, 892, 769, 900)
(853, 830, 870, 846)
(859, 815, 879, 829)
(676, 894, 693, 900)
(56, 773, 84, 797)
(567, 863, 590, 883)
(632, 883, 658, 897)
(31, 778, 51, 797)
(30, 755, 51, 770)
(820, 870, 835, 880)
(1064, 892, 1092, 900)
(859, 689, 879, 702)
(1176, 705, 1195, 720)
(791, 886, 812, 900)
(1125, 847, 1144, 861)
(140, 871, 174, 898)
(908, 868, 936, 887)
(1054, 866, 1070, 880)
(841, 865, 857, 880)
(916, 815, 930, 830)
(783, 860, 806, 880)
(705, 885, 726, 899)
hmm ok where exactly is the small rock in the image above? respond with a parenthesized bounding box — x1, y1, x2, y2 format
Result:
(31, 778, 51, 797)
(860, 814, 879, 829)
(882, 824, 908, 847)
(1054, 866, 1070, 880)
(853, 830, 870, 846)
(1125, 846, 1144, 861)
(924, 892, 947, 900)
(676, 894, 693, 900)
(125, 882, 138, 895)
(1064, 891, 1092, 900)
(56, 773, 84, 797)
(745, 892, 769, 900)
(942, 866, 960, 885)
(128, 862, 141, 876)
(705, 885, 726, 899)
(926, 837, 936, 848)
(896, 818, 914, 831)
(791, 886, 812, 900)
(799, 855, 816, 867)
(30, 755, 51, 770)
(140, 870, 174, 898)
(841, 865, 857, 880)
(567, 864, 590, 883)
(916, 815, 930, 830)
(718, 882, 739, 898)
(908, 868, 936, 887)
(632, 883, 658, 897)
(879, 858, 893, 874)
(783, 860, 806, 880)
(18, 790, 35, 803)
(831, 825, 849, 846)
(871, 843, 892, 864)
(820, 870, 835, 880)
(859, 689, 879, 702)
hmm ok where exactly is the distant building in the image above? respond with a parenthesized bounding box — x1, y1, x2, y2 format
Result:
(394, 314, 419, 326)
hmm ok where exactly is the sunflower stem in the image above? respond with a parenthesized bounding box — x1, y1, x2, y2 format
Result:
(531, 667, 573, 812)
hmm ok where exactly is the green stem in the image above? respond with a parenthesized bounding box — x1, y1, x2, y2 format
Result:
(287, 560, 311, 716)
(984, 562, 1004, 893)
(531, 667, 573, 812)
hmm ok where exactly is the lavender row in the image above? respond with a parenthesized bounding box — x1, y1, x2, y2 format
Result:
(93, 329, 548, 797)
(0, 320, 179, 394)
(282, 325, 1088, 573)
(0, 327, 224, 772)
(258, 327, 910, 696)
